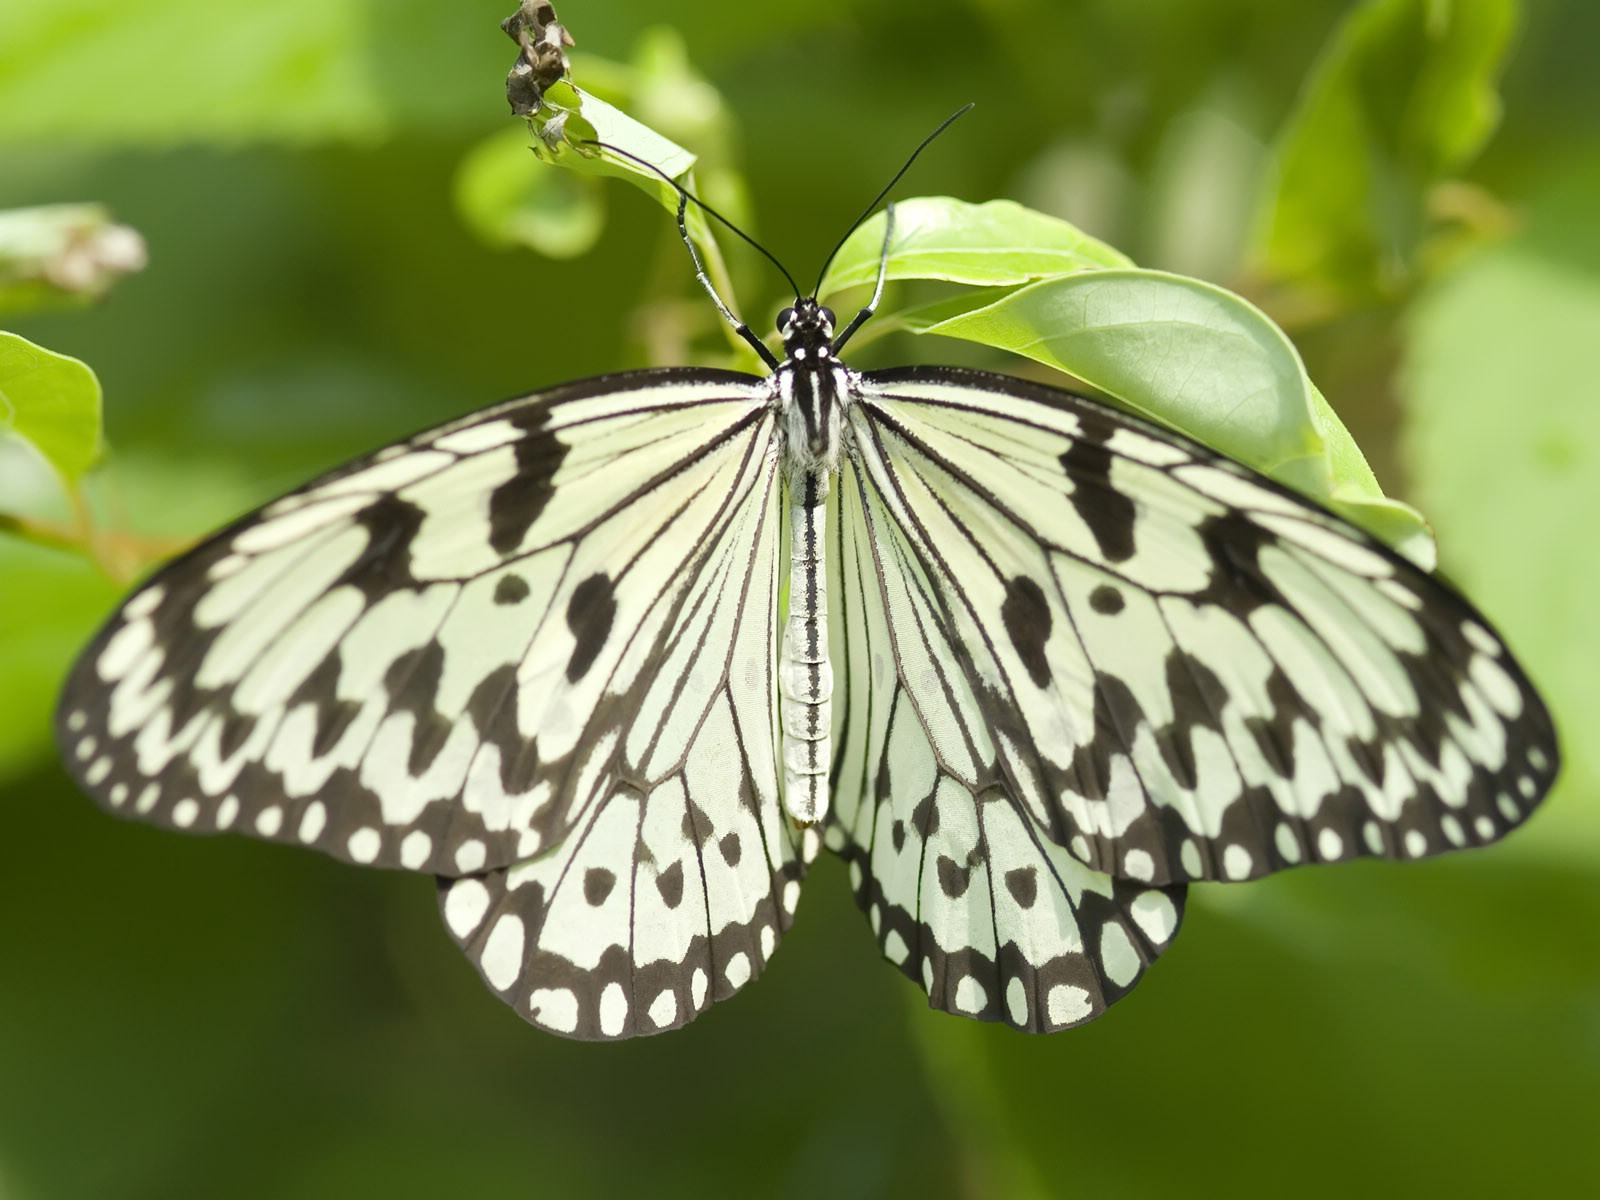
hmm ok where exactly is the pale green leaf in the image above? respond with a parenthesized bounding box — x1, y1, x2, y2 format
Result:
(0, 330, 102, 485)
(818, 197, 1130, 299)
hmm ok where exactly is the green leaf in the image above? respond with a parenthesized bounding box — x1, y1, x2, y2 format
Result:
(523, 83, 729, 259)
(534, 83, 694, 189)
(453, 125, 605, 260)
(907, 267, 1434, 562)
(0, 330, 102, 485)
(818, 197, 1131, 299)
(1403, 163, 1600, 862)
(1252, 0, 1518, 306)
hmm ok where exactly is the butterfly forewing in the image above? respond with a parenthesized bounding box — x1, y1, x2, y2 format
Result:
(843, 366, 1558, 887)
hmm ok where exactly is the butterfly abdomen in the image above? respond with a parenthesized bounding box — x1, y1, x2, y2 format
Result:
(779, 468, 832, 823)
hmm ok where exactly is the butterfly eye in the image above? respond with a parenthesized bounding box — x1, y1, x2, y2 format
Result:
(819, 307, 835, 327)
(777, 307, 795, 330)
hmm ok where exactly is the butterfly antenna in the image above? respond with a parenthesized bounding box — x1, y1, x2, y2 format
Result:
(586, 140, 801, 298)
(585, 140, 796, 367)
(811, 101, 974, 299)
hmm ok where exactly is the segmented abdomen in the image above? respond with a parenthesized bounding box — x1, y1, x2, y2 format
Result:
(779, 469, 831, 823)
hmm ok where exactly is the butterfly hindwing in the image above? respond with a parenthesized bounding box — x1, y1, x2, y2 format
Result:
(843, 366, 1558, 886)
(827, 436, 1184, 1030)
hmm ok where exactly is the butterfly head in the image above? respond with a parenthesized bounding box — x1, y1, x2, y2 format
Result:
(777, 298, 837, 363)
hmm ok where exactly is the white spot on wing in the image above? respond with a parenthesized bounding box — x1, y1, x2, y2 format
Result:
(1098, 922, 1140, 987)
(444, 879, 490, 937)
(347, 827, 381, 862)
(1223, 844, 1253, 879)
(530, 987, 578, 1033)
(1274, 823, 1302, 863)
(1006, 977, 1028, 1027)
(648, 989, 678, 1029)
(1122, 848, 1154, 881)
(599, 982, 628, 1036)
(123, 586, 166, 620)
(1127, 891, 1178, 945)
(954, 975, 987, 1014)
(1047, 983, 1092, 1026)
(480, 915, 525, 991)
(400, 830, 432, 869)
(883, 928, 910, 965)
(455, 838, 487, 873)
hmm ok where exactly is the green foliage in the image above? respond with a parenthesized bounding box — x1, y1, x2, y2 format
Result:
(1253, 0, 1518, 308)
(1403, 157, 1600, 861)
(2, 0, 1596, 1196)
(454, 124, 607, 258)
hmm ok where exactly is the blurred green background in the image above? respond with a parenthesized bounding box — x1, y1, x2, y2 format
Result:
(3, 0, 1598, 1196)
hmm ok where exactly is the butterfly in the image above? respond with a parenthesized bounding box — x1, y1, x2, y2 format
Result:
(55, 124, 1558, 1041)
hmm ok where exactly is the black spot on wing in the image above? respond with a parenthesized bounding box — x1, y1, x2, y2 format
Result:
(383, 641, 451, 775)
(1089, 584, 1124, 615)
(1191, 509, 1281, 612)
(339, 495, 426, 599)
(1060, 430, 1135, 562)
(683, 799, 714, 847)
(566, 574, 616, 682)
(584, 867, 616, 906)
(1001, 576, 1053, 689)
(718, 831, 742, 866)
(494, 574, 530, 605)
(465, 663, 544, 794)
(214, 709, 255, 762)
(290, 655, 361, 758)
(1004, 866, 1038, 909)
(655, 860, 685, 908)
(488, 424, 566, 557)
(936, 854, 970, 898)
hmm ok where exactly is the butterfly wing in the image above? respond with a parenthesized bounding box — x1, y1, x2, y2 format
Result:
(837, 365, 1558, 892)
(826, 414, 1184, 1032)
(58, 367, 806, 1038)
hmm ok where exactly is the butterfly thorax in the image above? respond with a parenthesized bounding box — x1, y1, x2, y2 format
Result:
(774, 298, 851, 475)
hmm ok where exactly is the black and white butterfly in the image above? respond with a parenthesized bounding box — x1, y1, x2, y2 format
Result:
(56, 126, 1558, 1041)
